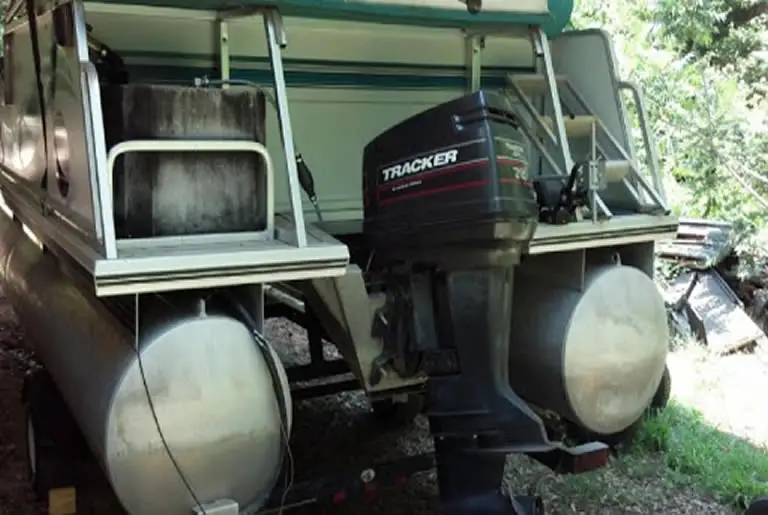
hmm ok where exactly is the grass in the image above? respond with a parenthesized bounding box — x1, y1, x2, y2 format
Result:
(623, 401, 768, 509)
(508, 340, 768, 514)
(529, 383, 768, 514)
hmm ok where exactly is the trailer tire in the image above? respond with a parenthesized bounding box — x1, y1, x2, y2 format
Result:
(23, 372, 65, 499)
(371, 393, 424, 426)
(22, 369, 79, 500)
(25, 409, 44, 498)
(746, 497, 768, 515)
(649, 365, 672, 413)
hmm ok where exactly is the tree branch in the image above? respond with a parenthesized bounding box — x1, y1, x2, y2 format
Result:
(713, 2, 768, 43)
(686, 1, 768, 58)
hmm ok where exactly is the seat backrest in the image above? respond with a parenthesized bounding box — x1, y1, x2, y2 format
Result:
(101, 84, 270, 239)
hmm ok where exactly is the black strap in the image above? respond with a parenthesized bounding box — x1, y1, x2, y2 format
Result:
(48, 22, 68, 197)
(25, 0, 50, 192)
(25, 0, 69, 196)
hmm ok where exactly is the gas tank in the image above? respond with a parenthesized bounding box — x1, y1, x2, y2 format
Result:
(508, 263, 669, 435)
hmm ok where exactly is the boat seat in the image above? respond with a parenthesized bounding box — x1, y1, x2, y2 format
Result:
(90, 0, 574, 34)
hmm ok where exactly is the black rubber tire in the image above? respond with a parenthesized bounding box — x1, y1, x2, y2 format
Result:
(649, 365, 672, 413)
(24, 408, 45, 499)
(589, 418, 644, 449)
(23, 372, 62, 499)
(371, 393, 424, 426)
(512, 495, 546, 515)
(746, 496, 768, 515)
(22, 369, 80, 500)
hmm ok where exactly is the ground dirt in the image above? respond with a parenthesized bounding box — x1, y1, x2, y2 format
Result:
(0, 295, 762, 515)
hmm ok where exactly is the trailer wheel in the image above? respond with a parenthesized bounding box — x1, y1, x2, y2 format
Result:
(26, 412, 38, 483)
(23, 378, 61, 499)
(746, 497, 768, 515)
(22, 369, 78, 500)
(371, 393, 424, 426)
(649, 365, 672, 413)
(586, 418, 644, 449)
(24, 409, 63, 500)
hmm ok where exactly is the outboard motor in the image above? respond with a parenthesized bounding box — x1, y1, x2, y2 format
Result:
(362, 90, 575, 514)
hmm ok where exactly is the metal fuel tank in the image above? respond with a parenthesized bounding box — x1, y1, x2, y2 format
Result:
(0, 212, 292, 515)
(508, 263, 669, 435)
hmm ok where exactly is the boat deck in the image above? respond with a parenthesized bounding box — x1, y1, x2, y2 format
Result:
(320, 213, 679, 255)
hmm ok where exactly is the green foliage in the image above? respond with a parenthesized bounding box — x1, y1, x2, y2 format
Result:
(638, 0, 768, 103)
(573, 4, 768, 505)
(630, 402, 768, 509)
(572, 0, 768, 244)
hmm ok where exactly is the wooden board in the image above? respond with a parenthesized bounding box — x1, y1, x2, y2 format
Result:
(48, 487, 76, 515)
(656, 218, 734, 270)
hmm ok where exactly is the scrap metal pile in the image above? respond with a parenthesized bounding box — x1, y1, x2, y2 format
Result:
(656, 218, 768, 353)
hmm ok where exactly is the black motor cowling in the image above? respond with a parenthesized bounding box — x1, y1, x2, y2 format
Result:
(362, 89, 538, 268)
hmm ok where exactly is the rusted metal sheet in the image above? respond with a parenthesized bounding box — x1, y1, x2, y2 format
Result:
(667, 269, 764, 354)
(657, 217, 765, 353)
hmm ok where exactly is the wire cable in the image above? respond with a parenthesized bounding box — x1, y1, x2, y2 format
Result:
(223, 293, 295, 515)
(193, 76, 325, 224)
(133, 293, 208, 514)
(134, 291, 296, 515)
(124, 76, 300, 514)
(194, 76, 279, 111)
(255, 328, 295, 515)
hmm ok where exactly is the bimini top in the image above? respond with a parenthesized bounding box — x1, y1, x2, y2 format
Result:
(85, 0, 575, 36)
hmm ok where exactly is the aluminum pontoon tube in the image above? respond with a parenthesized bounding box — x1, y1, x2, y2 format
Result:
(0, 213, 292, 515)
(508, 263, 669, 435)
